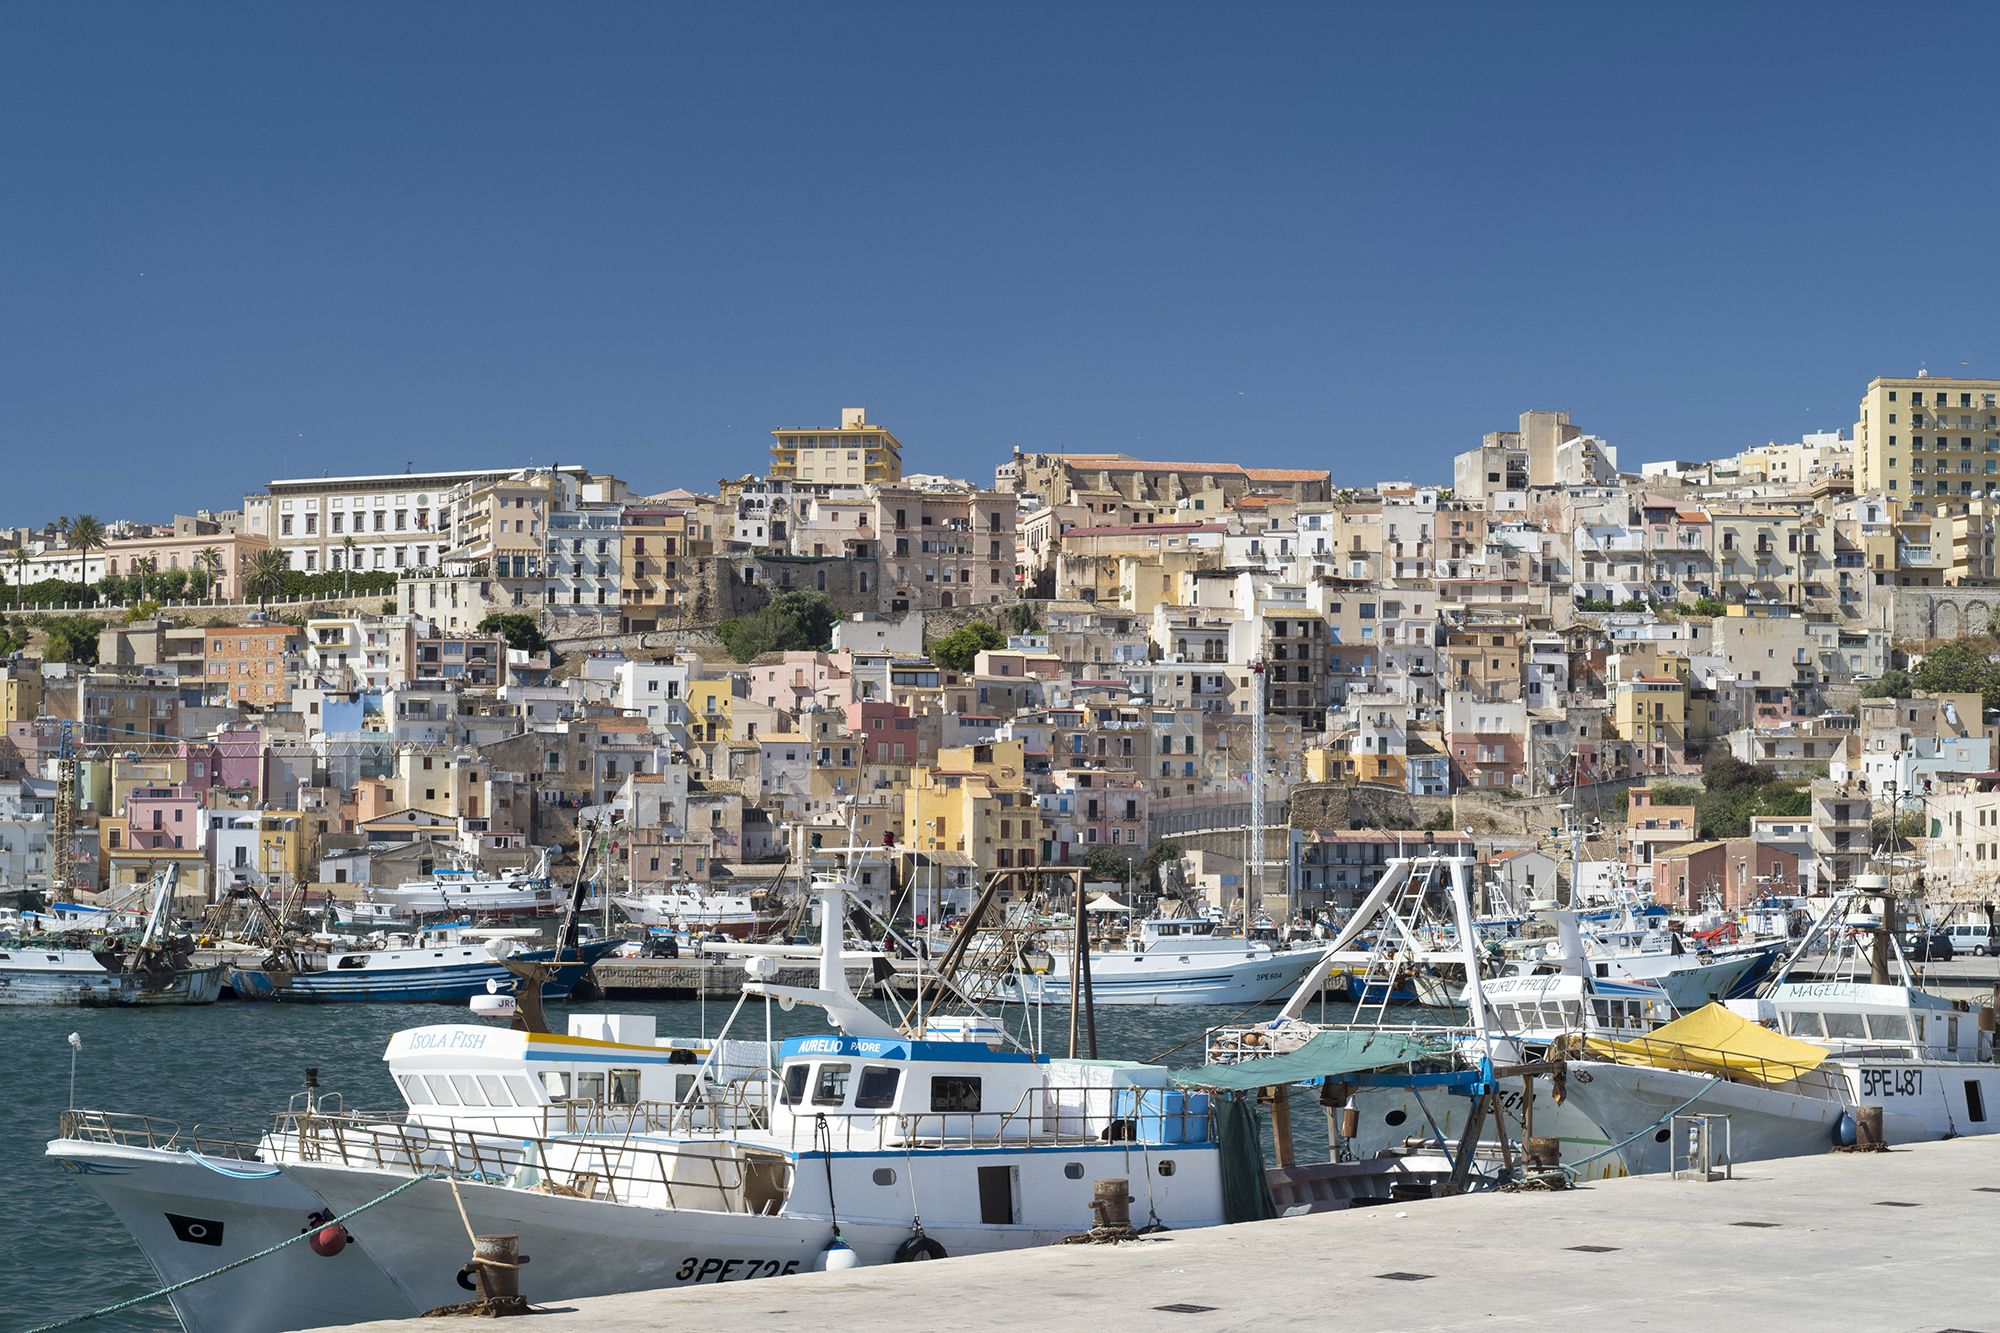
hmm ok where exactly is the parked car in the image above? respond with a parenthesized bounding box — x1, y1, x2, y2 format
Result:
(1903, 931, 1956, 962)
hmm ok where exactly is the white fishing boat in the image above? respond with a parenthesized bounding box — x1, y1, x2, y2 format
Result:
(1556, 885, 2000, 1175)
(338, 848, 563, 923)
(611, 883, 780, 938)
(46, 875, 1251, 1332)
(994, 917, 1333, 1007)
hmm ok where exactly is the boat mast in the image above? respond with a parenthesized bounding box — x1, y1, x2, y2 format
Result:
(1248, 659, 1265, 933)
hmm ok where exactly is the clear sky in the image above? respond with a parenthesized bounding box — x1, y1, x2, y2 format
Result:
(3, 2, 1994, 522)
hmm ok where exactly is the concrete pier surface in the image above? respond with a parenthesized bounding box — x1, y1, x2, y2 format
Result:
(317, 1135, 2000, 1333)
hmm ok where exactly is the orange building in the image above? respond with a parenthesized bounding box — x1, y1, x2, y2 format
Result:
(204, 626, 303, 705)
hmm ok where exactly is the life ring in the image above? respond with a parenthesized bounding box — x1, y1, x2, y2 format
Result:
(894, 1233, 947, 1262)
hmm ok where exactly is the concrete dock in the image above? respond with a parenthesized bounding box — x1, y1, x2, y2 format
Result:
(317, 1135, 2000, 1332)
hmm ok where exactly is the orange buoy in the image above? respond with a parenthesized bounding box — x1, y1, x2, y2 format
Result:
(308, 1224, 348, 1257)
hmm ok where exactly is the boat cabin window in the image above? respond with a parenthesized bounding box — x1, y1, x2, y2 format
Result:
(337, 956, 369, 969)
(931, 1075, 981, 1113)
(542, 1071, 569, 1099)
(450, 1074, 487, 1106)
(781, 1064, 808, 1106)
(397, 1075, 434, 1105)
(1785, 1012, 1824, 1038)
(1823, 1012, 1865, 1040)
(423, 1075, 461, 1106)
(854, 1065, 900, 1110)
(1865, 1014, 1911, 1041)
(574, 1070, 606, 1102)
(813, 1063, 853, 1106)
(609, 1069, 641, 1106)
(477, 1074, 515, 1106)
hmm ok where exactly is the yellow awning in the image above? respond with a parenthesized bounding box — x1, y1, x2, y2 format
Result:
(1580, 1003, 1825, 1088)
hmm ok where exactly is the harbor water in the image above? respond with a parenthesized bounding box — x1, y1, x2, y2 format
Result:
(5, 992, 1438, 1331)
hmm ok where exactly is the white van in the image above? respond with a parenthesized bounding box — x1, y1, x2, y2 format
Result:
(1944, 923, 1997, 957)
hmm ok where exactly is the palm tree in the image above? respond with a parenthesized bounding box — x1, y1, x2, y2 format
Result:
(132, 556, 157, 604)
(67, 515, 105, 602)
(9, 548, 26, 610)
(197, 547, 222, 604)
(243, 547, 289, 610)
(341, 535, 358, 600)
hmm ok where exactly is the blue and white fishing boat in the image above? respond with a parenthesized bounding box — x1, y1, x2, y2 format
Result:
(227, 929, 618, 1003)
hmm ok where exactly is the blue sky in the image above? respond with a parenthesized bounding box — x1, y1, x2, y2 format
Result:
(2, 3, 1992, 522)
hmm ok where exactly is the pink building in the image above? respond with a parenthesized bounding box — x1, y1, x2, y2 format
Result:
(179, 726, 265, 797)
(121, 785, 201, 851)
(746, 652, 856, 715)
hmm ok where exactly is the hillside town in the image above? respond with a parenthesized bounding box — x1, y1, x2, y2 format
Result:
(5, 377, 2000, 928)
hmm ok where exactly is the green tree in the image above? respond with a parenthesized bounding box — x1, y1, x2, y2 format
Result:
(9, 548, 26, 610)
(66, 515, 105, 594)
(477, 612, 551, 655)
(341, 535, 358, 600)
(197, 547, 223, 603)
(1702, 751, 1775, 791)
(715, 590, 838, 663)
(243, 548, 289, 609)
(1083, 846, 1133, 885)
(929, 620, 1007, 673)
(1860, 668, 1912, 699)
(1001, 603, 1040, 634)
(1911, 639, 2000, 709)
(1686, 597, 1726, 618)
(42, 616, 103, 665)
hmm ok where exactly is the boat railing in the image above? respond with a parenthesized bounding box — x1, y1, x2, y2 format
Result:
(269, 1110, 790, 1213)
(60, 1106, 791, 1214)
(58, 1109, 269, 1161)
(776, 1083, 1216, 1153)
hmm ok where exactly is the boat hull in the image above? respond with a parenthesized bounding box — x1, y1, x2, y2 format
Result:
(0, 960, 226, 1006)
(1555, 1061, 1849, 1175)
(228, 944, 615, 1004)
(1560, 1056, 2000, 1175)
(47, 1137, 1225, 1332)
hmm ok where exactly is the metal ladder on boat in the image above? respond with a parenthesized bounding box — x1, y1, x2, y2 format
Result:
(1346, 858, 1441, 1029)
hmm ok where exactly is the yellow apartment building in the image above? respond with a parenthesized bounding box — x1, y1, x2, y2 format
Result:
(903, 740, 1043, 871)
(1856, 374, 2000, 515)
(770, 407, 903, 488)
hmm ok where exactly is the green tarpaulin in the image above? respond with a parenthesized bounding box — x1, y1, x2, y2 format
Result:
(1170, 1029, 1433, 1091)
